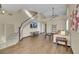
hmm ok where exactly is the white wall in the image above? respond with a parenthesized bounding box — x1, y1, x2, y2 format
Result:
(40, 23, 45, 33)
(0, 24, 6, 44)
(46, 16, 66, 33)
(22, 20, 44, 38)
(71, 31, 79, 53)
(67, 4, 79, 53)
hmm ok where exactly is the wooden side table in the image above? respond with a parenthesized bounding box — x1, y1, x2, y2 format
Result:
(56, 37, 68, 50)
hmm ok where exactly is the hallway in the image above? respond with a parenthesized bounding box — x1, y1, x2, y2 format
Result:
(0, 34, 72, 54)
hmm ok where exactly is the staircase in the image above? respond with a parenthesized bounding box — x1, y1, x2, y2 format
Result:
(18, 11, 37, 41)
(0, 10, 37, 49)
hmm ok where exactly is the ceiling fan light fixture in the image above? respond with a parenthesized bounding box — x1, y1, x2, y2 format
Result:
(50, 7, 58, 19)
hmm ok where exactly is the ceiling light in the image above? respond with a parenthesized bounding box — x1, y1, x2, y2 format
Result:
(0, 4, 13, 16)
(23, 9, 35, 19)
(1, 10, 5, 14)
(0, 4, 5, 14)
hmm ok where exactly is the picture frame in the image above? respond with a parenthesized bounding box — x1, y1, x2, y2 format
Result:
(30, 22, 37, 28)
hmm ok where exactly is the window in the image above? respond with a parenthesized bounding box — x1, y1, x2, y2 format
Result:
(52, 25, 57, 33)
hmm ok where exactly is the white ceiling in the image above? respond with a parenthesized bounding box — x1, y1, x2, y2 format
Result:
(2, 4, 67, 17)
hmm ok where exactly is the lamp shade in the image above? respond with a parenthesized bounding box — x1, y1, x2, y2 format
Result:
(60, 31, 65, 35)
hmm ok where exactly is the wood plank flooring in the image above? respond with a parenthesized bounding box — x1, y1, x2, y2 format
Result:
(0, 34, 73, 54)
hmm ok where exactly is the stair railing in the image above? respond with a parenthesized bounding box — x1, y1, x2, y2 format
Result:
(19, 12, 37, 41)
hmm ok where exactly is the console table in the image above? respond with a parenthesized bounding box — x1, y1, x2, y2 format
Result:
(56, 37, 68, 50)
(53, 33, 70, 46)
(30, 31, 39, 37)
(45, 33, 54, 41)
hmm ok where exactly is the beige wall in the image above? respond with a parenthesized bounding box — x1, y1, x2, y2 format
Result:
(0, 24, 15, 44)
(0, 13, 18, 43)
(0, 12, 21, 32)
(0, 10, 29, 44)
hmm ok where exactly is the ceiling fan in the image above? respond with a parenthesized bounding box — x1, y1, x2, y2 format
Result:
(51, 7, 58, 18)
(44, 7, 58, 19)
(0, 4, 13, 16)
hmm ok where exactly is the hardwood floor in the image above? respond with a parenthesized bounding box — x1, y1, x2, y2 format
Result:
(0, 34, 73, 54)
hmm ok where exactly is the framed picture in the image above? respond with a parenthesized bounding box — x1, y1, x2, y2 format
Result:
(71, 4, 79, 31)
(30, 22, 37, 28)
